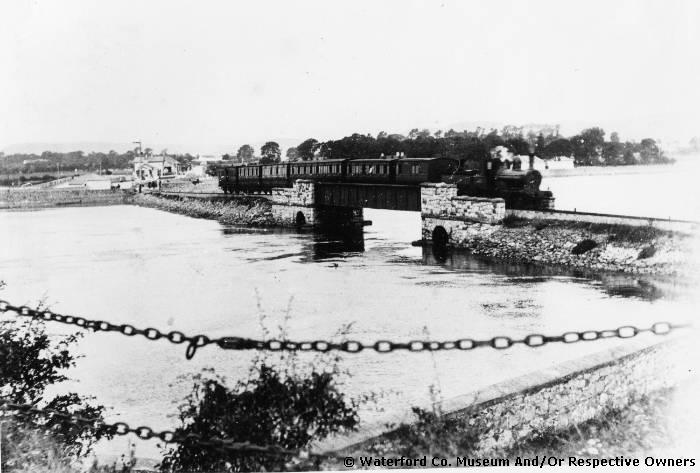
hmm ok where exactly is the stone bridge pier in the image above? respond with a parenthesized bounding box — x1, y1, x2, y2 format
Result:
(270, 180, 364, 228)
(421, 183, 505, 247)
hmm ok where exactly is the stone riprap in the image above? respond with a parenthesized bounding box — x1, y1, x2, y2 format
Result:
(0, 188, 132, 209)
(134, 193, 276, 226)
(453, 222, 693, 276)
(419, 183, 696, 276)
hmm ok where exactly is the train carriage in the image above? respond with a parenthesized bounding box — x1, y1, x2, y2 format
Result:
(289, 161, 318, 180)
(345, 158, 398, 184)
(313, 159, 347, 181)
(261, 163, 290, 191)
(237, 164, 262, 193)
(395, 157, 459, 184)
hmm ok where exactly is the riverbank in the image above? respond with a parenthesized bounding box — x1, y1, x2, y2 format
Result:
(136, 192, 697, 277)
(443, 216, 698, 277)
(134, 192, 276, 226)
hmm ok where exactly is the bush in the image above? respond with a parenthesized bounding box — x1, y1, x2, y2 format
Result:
(1, 283, 110, 471)
(159, 363, 359, 472)
(638, 245, 657, 259)
(571, 239, 598, 255)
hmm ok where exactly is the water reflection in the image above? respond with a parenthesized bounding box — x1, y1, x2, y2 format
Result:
(299, 228, 365, 261)
(218, 221, 676, 302)
(422, 245, 675, 301)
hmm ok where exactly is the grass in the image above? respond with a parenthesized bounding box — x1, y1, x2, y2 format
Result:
(501, 214, 671, 244)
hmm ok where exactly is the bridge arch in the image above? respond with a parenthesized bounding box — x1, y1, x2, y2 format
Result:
(295, 211, 306, 227)
(432, 225, 449, 250)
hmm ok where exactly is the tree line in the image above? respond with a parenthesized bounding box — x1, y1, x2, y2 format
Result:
(228, 126, 672, 168)
(0, 148, 197, 177)
(0, 126, 674, 180)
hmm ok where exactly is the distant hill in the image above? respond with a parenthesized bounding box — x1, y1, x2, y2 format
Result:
(1, 142, 137, 154)
(1, 138, 305, 157)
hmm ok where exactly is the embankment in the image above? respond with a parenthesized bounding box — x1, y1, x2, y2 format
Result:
(323, 334, 693, 457)
(134, 193, 276, 226)
(457, 217, 696, 276)
(0, 188, 132, 209)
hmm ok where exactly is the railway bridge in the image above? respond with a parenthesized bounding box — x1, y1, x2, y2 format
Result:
(270, 179, 506, 247)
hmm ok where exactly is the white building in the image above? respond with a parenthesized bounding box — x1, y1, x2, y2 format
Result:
(133, 155, 185, 181)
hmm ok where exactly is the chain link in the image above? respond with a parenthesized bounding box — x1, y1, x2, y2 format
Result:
(0, 300, 215, 359)
(0, 299, 690, 359)
(0, 401, 326, 459)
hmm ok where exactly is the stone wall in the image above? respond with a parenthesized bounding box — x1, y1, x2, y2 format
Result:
(0, 188, 132, 209)
(270, 179, 316, 206)
(448, 338, 686, 453)
(270, 204, 317, 226)
(421, 183, 505, 224)
(323, 336, 691, 456)
(421, 183, 505, 245)
(270, 180, 317, 226)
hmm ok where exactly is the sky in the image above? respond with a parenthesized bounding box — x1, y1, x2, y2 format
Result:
(1, 0, 698, 153)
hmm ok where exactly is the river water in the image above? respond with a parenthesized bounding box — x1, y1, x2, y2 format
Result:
(0, 169, 697, 461)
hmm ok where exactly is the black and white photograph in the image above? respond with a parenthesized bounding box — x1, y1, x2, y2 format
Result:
(1, 1, 698, 471)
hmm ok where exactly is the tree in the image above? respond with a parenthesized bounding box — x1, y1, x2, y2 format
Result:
(236, 144, 255, 164)
(571, 128, 605, 165)
(506, 137, 530, 156)
(602, 141, 625, 165)
(297, 138, 320, 161)
(159, 363, 358, 472)
(285, 147, 299, 162)
(541, 138, 573, 159)
(639, 138, 660, 164)
(610, 131, 620, 143)
(536, 133, 546, 153)
(260, 141, 281, 164)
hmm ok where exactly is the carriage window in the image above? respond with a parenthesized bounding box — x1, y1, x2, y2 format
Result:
(367, 165, 375, 174)
(411, 164, 421, 174)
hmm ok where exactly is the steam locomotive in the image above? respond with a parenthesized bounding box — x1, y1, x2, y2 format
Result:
(216, 156, 553, 210)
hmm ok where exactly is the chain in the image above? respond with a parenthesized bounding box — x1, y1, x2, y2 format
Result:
(0, 400, 327, 459)
(0, 300, 213, 359)
(0, 299, 690, 359)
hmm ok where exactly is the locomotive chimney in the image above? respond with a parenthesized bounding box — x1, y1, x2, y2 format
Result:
(528, 144, 535, 170)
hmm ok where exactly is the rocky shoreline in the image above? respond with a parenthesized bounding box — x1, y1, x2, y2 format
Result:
(134, 193, 696, 278)
(449, 217, 697, 277)
(134, 193, 276, 226)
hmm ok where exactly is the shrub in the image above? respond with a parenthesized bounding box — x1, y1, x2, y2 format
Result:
(571, 239, 598, 255)
(638, 245, 657, 259)
(1, 282, 110, 471)
(159, 363, 359, 472)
